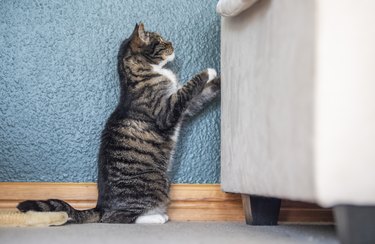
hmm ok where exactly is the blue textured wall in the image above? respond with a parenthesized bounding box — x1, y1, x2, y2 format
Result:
(0, 0, 221, 183)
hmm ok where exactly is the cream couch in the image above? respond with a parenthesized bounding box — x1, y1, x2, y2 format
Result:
(219, 1, 375, 243)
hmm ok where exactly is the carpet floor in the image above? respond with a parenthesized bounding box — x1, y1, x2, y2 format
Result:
(0, 222, 338, 244)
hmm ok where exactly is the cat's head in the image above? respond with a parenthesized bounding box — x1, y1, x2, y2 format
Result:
(128, 23, 174, 67)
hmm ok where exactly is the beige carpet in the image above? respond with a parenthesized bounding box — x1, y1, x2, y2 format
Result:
(0, 222, 338, 244)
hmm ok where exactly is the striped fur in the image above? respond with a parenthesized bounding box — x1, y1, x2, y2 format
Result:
(17, 23, 220, 224)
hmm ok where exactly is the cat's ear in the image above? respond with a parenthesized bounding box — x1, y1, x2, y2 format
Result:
(130, 22, 147, 50)
(137, 22, 147, 42)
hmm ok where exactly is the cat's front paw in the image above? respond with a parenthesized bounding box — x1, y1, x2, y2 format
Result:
(209, 77, 221, 90)
(207, 68, 217, 83)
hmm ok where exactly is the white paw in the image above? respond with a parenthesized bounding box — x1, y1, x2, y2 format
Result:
(135, 214, 168, 224)
(207, 68, 217, 83)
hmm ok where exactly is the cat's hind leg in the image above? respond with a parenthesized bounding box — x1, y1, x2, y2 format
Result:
(100, 210, 141, 224)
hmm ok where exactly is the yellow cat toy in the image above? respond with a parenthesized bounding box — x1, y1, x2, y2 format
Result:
(0, 211, 68, 227)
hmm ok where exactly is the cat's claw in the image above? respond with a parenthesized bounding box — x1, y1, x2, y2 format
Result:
(207, 68, 217, 83)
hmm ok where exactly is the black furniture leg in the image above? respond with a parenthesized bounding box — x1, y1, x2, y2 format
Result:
(334, 205, 375, 244)
(242, 194, 281, 225)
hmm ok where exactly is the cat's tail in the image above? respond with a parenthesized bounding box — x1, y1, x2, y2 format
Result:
(17, 199, 100, 224)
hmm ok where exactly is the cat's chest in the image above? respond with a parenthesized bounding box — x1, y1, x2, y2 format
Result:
(151, 65, 178, 85)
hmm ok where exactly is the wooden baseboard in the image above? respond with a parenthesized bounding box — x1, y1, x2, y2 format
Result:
(0, 183, 333, 223)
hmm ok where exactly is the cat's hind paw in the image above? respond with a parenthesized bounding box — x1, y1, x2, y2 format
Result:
(135, 214, 169, 224)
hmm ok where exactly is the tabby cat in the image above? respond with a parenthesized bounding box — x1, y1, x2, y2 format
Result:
(17, 23, 220, 224)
